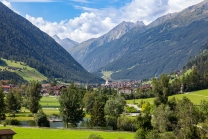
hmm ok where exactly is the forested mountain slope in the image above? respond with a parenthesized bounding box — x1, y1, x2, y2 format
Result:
(184, 41, 208, 75)
(94, 0, 208, 80)
(0, 3, 103, 83)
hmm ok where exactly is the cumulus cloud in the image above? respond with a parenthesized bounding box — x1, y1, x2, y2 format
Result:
(1, 0, 205, 42)
(26, 13, 117, 42)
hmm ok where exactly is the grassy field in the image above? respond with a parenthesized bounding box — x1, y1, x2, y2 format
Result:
(101, 71, 113, 80)
(0, 126, 134, 139)
(40, 96, 60, 107)
(126, 89, 208, 105)
(0, 58, 47, 81)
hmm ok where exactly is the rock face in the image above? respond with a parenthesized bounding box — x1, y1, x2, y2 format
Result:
(100, 0, 208, 80)
(73, 0, 208, 80)
(52, 35, 78, 54)
(71, 21, 145, 72)
(0, 2, 104, 83)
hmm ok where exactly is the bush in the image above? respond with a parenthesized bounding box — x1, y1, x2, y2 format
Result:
(3, 122, 6, 127)
(134, 128, 146, 139)
(146, 130, 160, 139)
(117, 115, 136, 131)
(161, 132, 175, 139)
(28, 114, 33, 117)
(6, 119, 20, 125)
(35, 110, 50, 127)
(88, 134, 103, 139)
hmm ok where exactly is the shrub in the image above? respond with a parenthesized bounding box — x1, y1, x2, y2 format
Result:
(88, 134, 103, 139)
(35, 110, 50, 127)
(28, 114, 33, 117)
(7, 119, 20, 125)
(134, 128, 146, 139)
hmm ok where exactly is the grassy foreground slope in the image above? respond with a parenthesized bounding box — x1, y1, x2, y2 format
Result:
(0, 126, 134, 139)
(126, 89, 208, 105)
(0, 59, 47, 81)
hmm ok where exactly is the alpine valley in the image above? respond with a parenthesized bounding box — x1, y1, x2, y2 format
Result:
(63, 0, 208, 81)
(0, 2, 104, 83)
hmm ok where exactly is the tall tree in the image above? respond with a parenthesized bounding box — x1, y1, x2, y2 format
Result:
(151, 104, 172, 132)
(104, 95, 126, 130)
(152, 74, 170, 106)
(83, 91, 96, 114)
(0, 88, 6, 121)
(5, 89, 21, 116)
(90, 94, 108, 127)
(25, 80, 42, 114)
(59, 84, 85, 128)
(175, 97, 200, 138)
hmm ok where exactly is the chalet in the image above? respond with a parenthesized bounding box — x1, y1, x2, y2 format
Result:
(142, 84, 152, 89)
(2, 85, 12, 93)
(7, 66, 21, 71)
(51, 85, 67, 95)
(42, 84, 51, 89)
(0, 129, 16, 139)
(118, 86, 132, 94)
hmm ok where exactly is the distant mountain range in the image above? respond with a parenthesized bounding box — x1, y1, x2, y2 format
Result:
(70, 21, 146, 72)
(0, 2, 104, 83)
(67, 0, 208, 80)
(52, 35, 78, 54)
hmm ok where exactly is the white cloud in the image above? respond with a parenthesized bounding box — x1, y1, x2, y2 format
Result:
(78, 0, 204, 24)
(26, 13, 117, 43)
(167, 0, 204, 13)
(1, 0, 13, 9)
(1, 0, 20, 13)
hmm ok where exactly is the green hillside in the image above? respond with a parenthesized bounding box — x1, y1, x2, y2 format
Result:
(0, 3, 103, 83)
(0, 58, 47, 82)
(126, 89, 208, 105)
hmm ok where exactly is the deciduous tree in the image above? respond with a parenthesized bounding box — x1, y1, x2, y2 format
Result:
(152, 74, 170, 106)
(104, 95, 126, 130)
(90, 94, 107, 127)
(0, 88, 6, 121)
(25, 80, 42, 114)
(5, 89, 22, 116)
(83, 91, 96, 113)
(59, 84, 85, 128)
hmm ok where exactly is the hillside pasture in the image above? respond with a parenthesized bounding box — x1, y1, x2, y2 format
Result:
(126, 89, 208, 105)
(0, 126, 134, 139)
(0, 58, 47, 81)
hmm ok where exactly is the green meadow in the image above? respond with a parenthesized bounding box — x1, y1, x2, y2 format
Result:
(0, 126, 134, 139)
(0, 58, 47, 81)
(126, 89, 208, 105)
(40, 96, 60, 108)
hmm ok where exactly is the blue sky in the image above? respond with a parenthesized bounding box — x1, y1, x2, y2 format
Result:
(10, 0, 132, 22)
(1, 0, 204, 42)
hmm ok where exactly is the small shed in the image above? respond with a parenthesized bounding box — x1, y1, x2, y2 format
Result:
(0, 129, 16, 139)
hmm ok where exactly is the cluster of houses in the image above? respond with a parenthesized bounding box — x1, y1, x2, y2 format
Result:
(0, 78, 152, 96)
